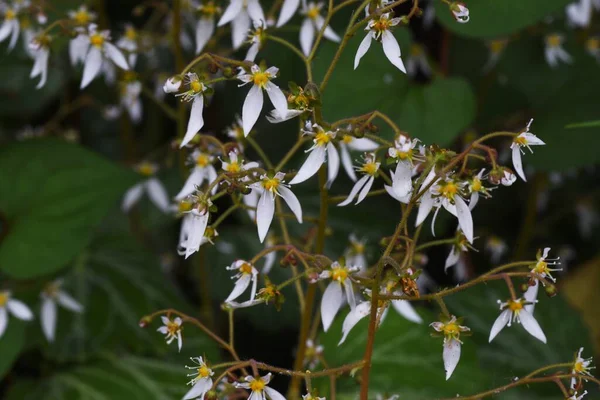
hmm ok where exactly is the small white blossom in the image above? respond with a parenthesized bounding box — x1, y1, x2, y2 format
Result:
(406, 44, 431, 77)
(338, 133, 378, 181)
(320, 262, 359, 331)
(40, 280, 83, 342)
(116, 24, 138, 67)
(175, 73, 208, 148)
(218, 0, 265, 49)
(483, 39, 508, 72)
(431, 316, 470, 379)
(488, 298, 546, 343)
(235, 373, 286, 400)
(510, 119, 545, 182)
(0, 2, 27, 51)
(544, 34, 572, 68)
(120, 80, 143, 123)
(0, 291, 34, 338)
(290, 123, 339, 186)
(566, 0, 593, 27)
(29, 35, 51, 89)
(246, 20, 266, 61)
(355, 13, 406, 73)
(79, 24, 129, 89)
(344, 234, 368, 270)
(338, 152, 380, 206)
(449, 2, 469, 23)
(183, 357, 214, 400)
(225, 260, 259, 303)
(485, 235, 507, 264)
(176, 195, 213, 259)
(585, 36, 600, 60)
(304, 339, 324, 369)
(157, 315, 183, 351)
(299, 2, 340, 56)
(571, 347, 595, 389)
(195, 2, 221, 54)
(176, 151, 219, 200)
(122, 162, 171, 213)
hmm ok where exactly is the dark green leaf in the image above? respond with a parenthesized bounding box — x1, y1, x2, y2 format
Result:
(0, 319, 26, 379)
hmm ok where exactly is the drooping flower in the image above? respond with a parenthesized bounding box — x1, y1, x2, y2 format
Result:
(176, 151, 219, 200)
(488, 297, 546, 343)
(485, 235, 507, 264)
(250, 172, 303, 242)
(338, 152, 380, 206)
(217, 0, 265, 49)
(119, 77, 143, 123)
(175, 73, 209, 148)
(385, 161, 413, 204)
(355, 13, 406, 73)
(157, 315, 183, 351)
(523, 247, 561, 314)
(510, 119, 545, 182)
(320, 262, 359, 331)
(299, 1, 340, 56)
(122, 162, 171, 213)
(176, 194, 213, 259)
(406, 44, 431, 77)
(40, 280, 83, 342)
(266, 82, 313, 123)
(225, 260, 259, 303)
(544, 33, 572, 68)
(338, 300, 374, 345)
(245, 20, 267, 61)
(303, 339, 324, 369)
(235, 373, 286, 400)
(183, 356, 214, 400)
(115, 24, 138, 67)
(430, 315, 470, 380)
(467, 169, 493, 210)
(566, 0, 593, 27)
(29, 34, 51, 89)
(449, 1, 469, 23)
(238, 64, 288, 135)
(344, 234, 368, 270)
(163, 75, 183, 93)
(570, 347, 595, 389)
(79, 24, 129, 89)
(195, 1, 221, 54)
(337, 132, 378, 181)
(289, 123, 339, 186)
(0, 2, 27, 51)
(483, 38, 508, 72)
(444, 230, 474, 272)
(0, 291, 34, 338)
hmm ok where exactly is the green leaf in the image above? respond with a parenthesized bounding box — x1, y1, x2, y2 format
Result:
(434, 0, 571, 39)
(0, 139, 137, 279)
(0, 319, 26, 379)
(314, 35, 475, 145)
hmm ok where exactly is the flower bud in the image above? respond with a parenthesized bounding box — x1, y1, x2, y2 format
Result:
(544, 283, 557, 297)
(449, 2, 470, 23)
(163, 76, 182, 93)
(138, 315, 152, 328)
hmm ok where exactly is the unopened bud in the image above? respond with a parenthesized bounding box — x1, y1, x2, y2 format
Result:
(163, 75, 182, 93)
(139, 315, 152, 328)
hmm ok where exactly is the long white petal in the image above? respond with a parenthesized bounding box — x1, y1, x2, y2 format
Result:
(276, 0, 300, 27)
(524, 280, 539, 314)
(0, 21, 12, 42)
(392, 161, 412, 198)
(246, 0, 266, 22)
(246, 42, 259, 61)
(104, 42, 129, 70)
(57, 292, 83, 313)
(278, 186, 303, 223)
(264, 388, 286, 400)
(218, 0, 244, 26)
(175, 168, 207, 201)
(146, 178, 171, 213)
(0, 308, 7, 338)
(231, 10, 251, 49)
(469, 192, 479, 211)
(385, 184, 410, 203)
(80, 47, 103, 89)
(183, 378, 213, 400)
(265, 81, 288, 114)
(242, 84, 264, 136)
(69, 35, 90, 66)
(381, 31, 406, 73)
(512, 146, 526, 181)
(122, 183, 144, 212)
(338, 175, 368, 206)
(326, 143, 340, 188)
(391, 299, 422, 323)
(181, 95, 205, 147)
(321, 281, 345, 332)
(443, 339, 461, 380)
(299, 18, 314, 56)
(315, 15, 340, 42)
(225, 274, 252, 303)
(415, 192, 434, 226)
(444, 247, 460, 271)
(41, 298, 57, 342)
(8, 20, 19, 51)
(339, 144, 357, 181)
(7, 299, 33, 321)
(347, 137, 379, 151)
(185, 213, 209, 258)
(454, 196, 473, 244)
(195, 18, 215, 54)
(339, 301, 371, 345)
(289, 146, 326, 184)
(519, 309, 546, 343)
(356, 176, 374, 204)
(257, 191, 275, 242)
(354, 33, 372, 69)
(488, 309, 511, 342)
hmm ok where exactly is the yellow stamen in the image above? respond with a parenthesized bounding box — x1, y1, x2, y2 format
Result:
(372, 17, 392, 34)
(586, 38, 599, 51)
(125, 27, 137, 41)
(514, 136, 527, 146)
(252, 71, 270, 88)
(226, 162, 241, 173)
(397, 150, 412, 160)
(196, 154, 210, 167)
(5, 9, 16, 20)
(90, 33, 105, 47)
(166, 321, 180, 335)
(471, 178, 482, 192)
(73, 9, 90, 24)
(314, 131, 331, 146)
(351, 242, 365, 254)
(137, 162, 155, 176)
(263, 178, 279, 191)
(178, 200, 193, 213)
(201, 2, 219, 16)
(198, 365, 211, 378)
(574, 361, 585, 373)
(361, 162, 378, 176)
(239, 263, 253, 274)
(0, 293, 8, 307)
(250, 378, 266, 392)
(442, 322, 460, 336)
(490, 39, 507, 53)
(546, 34, 561, 47)
(342, 135, 353, 144)
(331, 267, 348, 282)
(507, 300, 523, 312)
(191, 80, 203, 93)
(439, 182, 458, 199)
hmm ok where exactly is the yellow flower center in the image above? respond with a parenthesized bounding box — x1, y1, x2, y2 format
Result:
(250, 378, 266, 392)
(125, 27, 137, 41)
(44, 282, 60, 298)
(397, 150, 412, 160)
(574, 361, 585, 373)
(137, 162, 155, 176)
(361, 162, 378, 176)
(252, 72, 270, 88)
(178, 200, 193, 213)
(351, 242, 365, 254)
(490, 39, 506, 53)
(507, 300, 523, 312)
(196, 154, 210, 167)
(314, 131, 331, 146)
(514, 136, 527, 146)
(546, 34, 561, 47)
(0, 293, 8, 307)
(74, 9, 90, 24)
(342, 135, 353, 144)
(533, 260, 548, 275)
(290, 93, 309, 109)
(307, 6, 320, 19)
(19, 16, 30, 29)
(166, 321, 180, 335)
(372, 18, 392, 34)
(471, 178, 482, 192)
(201, 2, 219, 16)
(198, 365, 211, 378)
(239, 263, 253, 274)
(587, 38, 600, 51)
(5, 9, 16, 20)
(90, 33, 105, 47)
(191, 80, 203, 93)
(442, 322, 460, 336)
(263, 178, 280, 191)
(439, 182, 458, 199)
(226, 161, 241, 173)
(331, 267, 348, 282)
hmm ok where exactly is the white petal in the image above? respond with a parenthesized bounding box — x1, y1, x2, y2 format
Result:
(175, 168, 207, 201)
(69, 35, 90, 65)
(354, 33, 372, 69)
(489, 309, 511, 342)
(231, 10, 251, 49)
(7, 299, 33, 321)
(289, 146, 326, 184)
(519, 309, 546, 343)
(391, 299, 422, 323)
(195, 18, 215, 54)
(469, 192, 479, 211)
(347, 137, 378, 151)
(276, 0, 301, 27)
(381, 31, 406, 73)
(0, 308, 7, 338)
(356, 176, 374, 204)
(246, 42, 259, 61)
(185, 213, 209, 258)
(315, 15, 340, 42)
(338, 175, 369, 206)
(384, 184, 410, 203)
(512, 146, 526, 181)
(257, 191, 275, 242)
(326, 143, 340, 187)
(225, 274, 252, 303)
(339, 144, 357, 181)
(299, 18, 315, 56)
(278, 185, 303, 223)
(57, 292, 83, 313)
(218, 0, 244, 26)
(265, 81, 288, 114)
(41, 298, 57, 342)
(183, 377, 213, 400)
(321, 281, 345, 332)
(345, 280, 357, 309)
(242, 84, 264, 136)
(104, 42, 129, 70)
(339, 301, 371, 345)
(415, 192, 434, 226)
(443, 339, 461, 380)
(146, 178, 171, 213)
(0, 21, 12, 42)
(8, 20, 19, 51)
(264, 387, 286, 400)
(454, 196, 473, 244)
(444, 247, 460, 271)
(246, 0, 266, 22)
(181, 95, 205, 147)
(524, 280, 539, 314)
(392, 162, 412, 198)
(80, 46, 103, 89)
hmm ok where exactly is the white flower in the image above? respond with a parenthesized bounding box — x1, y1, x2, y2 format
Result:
(175, 73, 208, 148)
(488, 297, 546, 343)
(122, 162, 171, 213)
(303, 339, 324, 369)
(116, 24, 138, 67)
(29, 35, 51, 89)
(218, 0, 265, 49)
(222, 149, 260, 174)
(530, 247, 561, 283)
(354, 13, 406, 73)
(176, 151, 219, 200)
(289, 123, 339, 186)
(444, 232, 471, 272)
(68, 5, 97, 27)
(485, 235, 507, 264)
(510, 119, 545, 182)
(449, 2, 469, 23)
(225, 260, 259, 303)
(338, 152, 380, 206)
(571, 347, 595, 389)
(183, 356, 214, 400)
(157, 315, 183, 351)
(383, 278, 423, 324)
(195, 2, 221, 54)
(344, 234, 367, 270)
(568, 391, 588, 400)
(430, 316, 470, 380)
(40, 280, 83, 342)
(0, 3, 24, 51)
(585, 36, 600, 60)
(320, 262, 359, 331)
(176, 196, 213, 259)
(299, 2, 340, 56)
(238, 64, 287, 135)
(566, 0, 593, 27)
(406, 44, 431, 77)
(79, 24, 129, 89)
(163, 75, 183, 93)
(483, 39, 508, 72)
(120, 80, 143, 123)
(338, 133, 378, 181)
(338, 301, 373, 345)
(500, 169, 517, 186)
(245, 20, 267, 61)
(385, 161, 413, 204)
(235, 373, 286, 400)
(0, 291, 34, 338)
(544, 33, 572, 68)
(250, 172, 303, 242)
(467, 169, 492, 210)
(276, 0, 300, 27)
